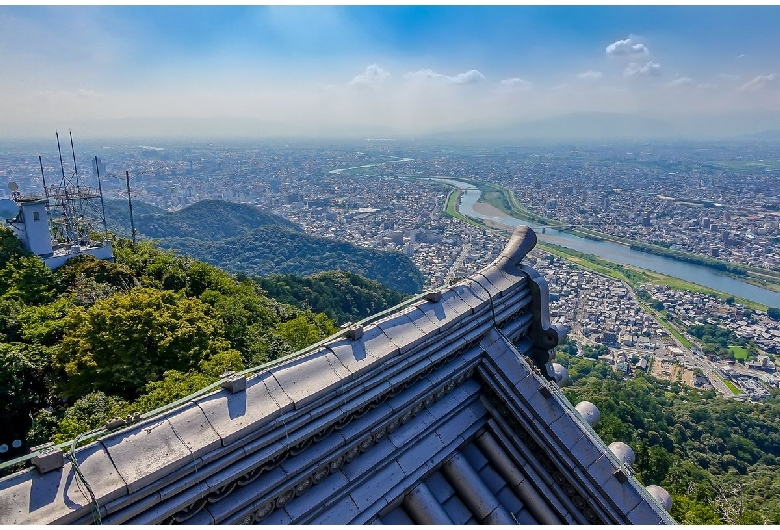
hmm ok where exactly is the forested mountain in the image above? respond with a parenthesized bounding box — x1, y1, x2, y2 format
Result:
(0, 230, 346, 466)
(102, 199, 424, 293)
(556, 343, 780, 524)
(255, 270, 407, 325)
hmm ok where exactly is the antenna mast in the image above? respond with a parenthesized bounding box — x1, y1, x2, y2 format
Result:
(48, 131, 106, 245)
(38, 155, 48, 192)
(69, 130, 79, 188)
(54, 131, 75, 242)
(95, 156, 108, 238)
(126, 170, 137, 247)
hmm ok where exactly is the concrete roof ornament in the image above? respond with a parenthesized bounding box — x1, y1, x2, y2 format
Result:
(0, 226, 674, 525)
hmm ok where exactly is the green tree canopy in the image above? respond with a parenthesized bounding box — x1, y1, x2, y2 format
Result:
(56, 287, 230, 399)
(0, 256, 57, 305)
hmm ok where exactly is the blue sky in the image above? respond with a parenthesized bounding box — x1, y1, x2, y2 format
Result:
(1, 5, 779, 138)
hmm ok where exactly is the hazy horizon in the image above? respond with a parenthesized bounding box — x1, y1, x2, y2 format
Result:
(2, 6, 780, 141)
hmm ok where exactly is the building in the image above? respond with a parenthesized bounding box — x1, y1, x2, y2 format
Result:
(2, 139, 114, 270)
(1, 195, 113, 270)
(0, 227, 673, 525)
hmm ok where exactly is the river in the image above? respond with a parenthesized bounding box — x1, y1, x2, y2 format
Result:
(431, 178, 780, 308)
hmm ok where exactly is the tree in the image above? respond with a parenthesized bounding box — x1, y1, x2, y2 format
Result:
(53, 391, 128, 444)
(0, 227, 30, 268)
(0, 342, 58, 444)
(55, 254, 138, 292)
(0, 256, 57, 305)
(767, 307, 780, 321)
(124, 349, 244, 416)
(16, 297, 74, 346)
(56, 287, 230, 399)
(670, 494, 721, 524)
(273, 313, 339, 353)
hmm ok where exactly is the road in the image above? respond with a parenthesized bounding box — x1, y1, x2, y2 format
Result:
(445, 242, 472, 284)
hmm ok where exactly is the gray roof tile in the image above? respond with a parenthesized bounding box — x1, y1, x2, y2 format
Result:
(164, 402, 221, 460)
(102, 416, 193, 494)
(0, 442, 125, 524)
(282, 469, 349, 521)
(424, 471, 455, 504)
(442, 494, 472, 525)
(195, 371, 292, 447)
(310, 494, 360, 524)
(380, 506, 414, 525)
(327, 324, 399, 378)
(270, 347, 351, 409)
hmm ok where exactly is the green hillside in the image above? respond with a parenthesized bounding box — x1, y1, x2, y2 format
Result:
(103, 199, 424, 293)
(255, 270, 407, 325)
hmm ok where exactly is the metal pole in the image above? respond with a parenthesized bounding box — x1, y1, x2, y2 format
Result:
(95, 156, 108, 239)
(126, 171, 136, 247)
(56, 131, 66, 182)
(56, 131, 74, 242)
(69, 130, 79, 188)
(38, 155, 48, 194)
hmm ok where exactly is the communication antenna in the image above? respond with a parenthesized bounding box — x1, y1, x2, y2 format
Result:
(38, 156, 48, 195)
(48, 131, 107, 245)
(0, 198, 20, 220)
(7, 181, 20, 202)
(69, 130, 79, 188)
(56, 131, 66, 183)
(54, 130, 75, 242)
(94, 156, 108, 238)
(126, 170, 137, 247)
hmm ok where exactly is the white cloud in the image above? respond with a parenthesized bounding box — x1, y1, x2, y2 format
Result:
(739, 74, 779, 91)
(576, 70, 603, 80)
(606, 38, 649, 57)
(405, 68, 484, 85)
(696, 83, 718, 91)
(76, 88, 102, 99)
(664, 77, 692, 88)
(348, 64, 390, 88)
(624, 62, 661, 78)
(499, 77, 532, 91)
(449, 70, 485, 84)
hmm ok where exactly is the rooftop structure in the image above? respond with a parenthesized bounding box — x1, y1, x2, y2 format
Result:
(0, 226, 674, 525)
(1, 133, 113, 270)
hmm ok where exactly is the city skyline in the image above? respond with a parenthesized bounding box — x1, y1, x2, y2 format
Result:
(2, 5, 780, 139)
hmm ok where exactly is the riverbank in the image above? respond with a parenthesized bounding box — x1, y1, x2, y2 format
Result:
(472, 181, 780, 294)
(537, 241, 768, 313)
(464, 191, 768, 310)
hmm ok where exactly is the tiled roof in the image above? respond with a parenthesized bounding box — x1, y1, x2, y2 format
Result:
(0, 226, 674, 525)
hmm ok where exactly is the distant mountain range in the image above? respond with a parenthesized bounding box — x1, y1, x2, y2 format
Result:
(427, 112, 679, 142)
(102, 199, 425, 294)
(9, 111, 779, 143)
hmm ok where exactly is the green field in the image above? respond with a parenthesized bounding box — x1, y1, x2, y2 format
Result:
(443, 189, 486, 229)
(715, 159, 780, 172)
(721, 376, 742, 395)
(728, 345, 751, 361)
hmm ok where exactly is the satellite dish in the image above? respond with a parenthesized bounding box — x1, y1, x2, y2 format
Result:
(7, 181, 18, 192)
(0, 198, 19, 220)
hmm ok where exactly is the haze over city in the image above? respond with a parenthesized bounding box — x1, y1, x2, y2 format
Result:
(2, 5, 780, 140)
